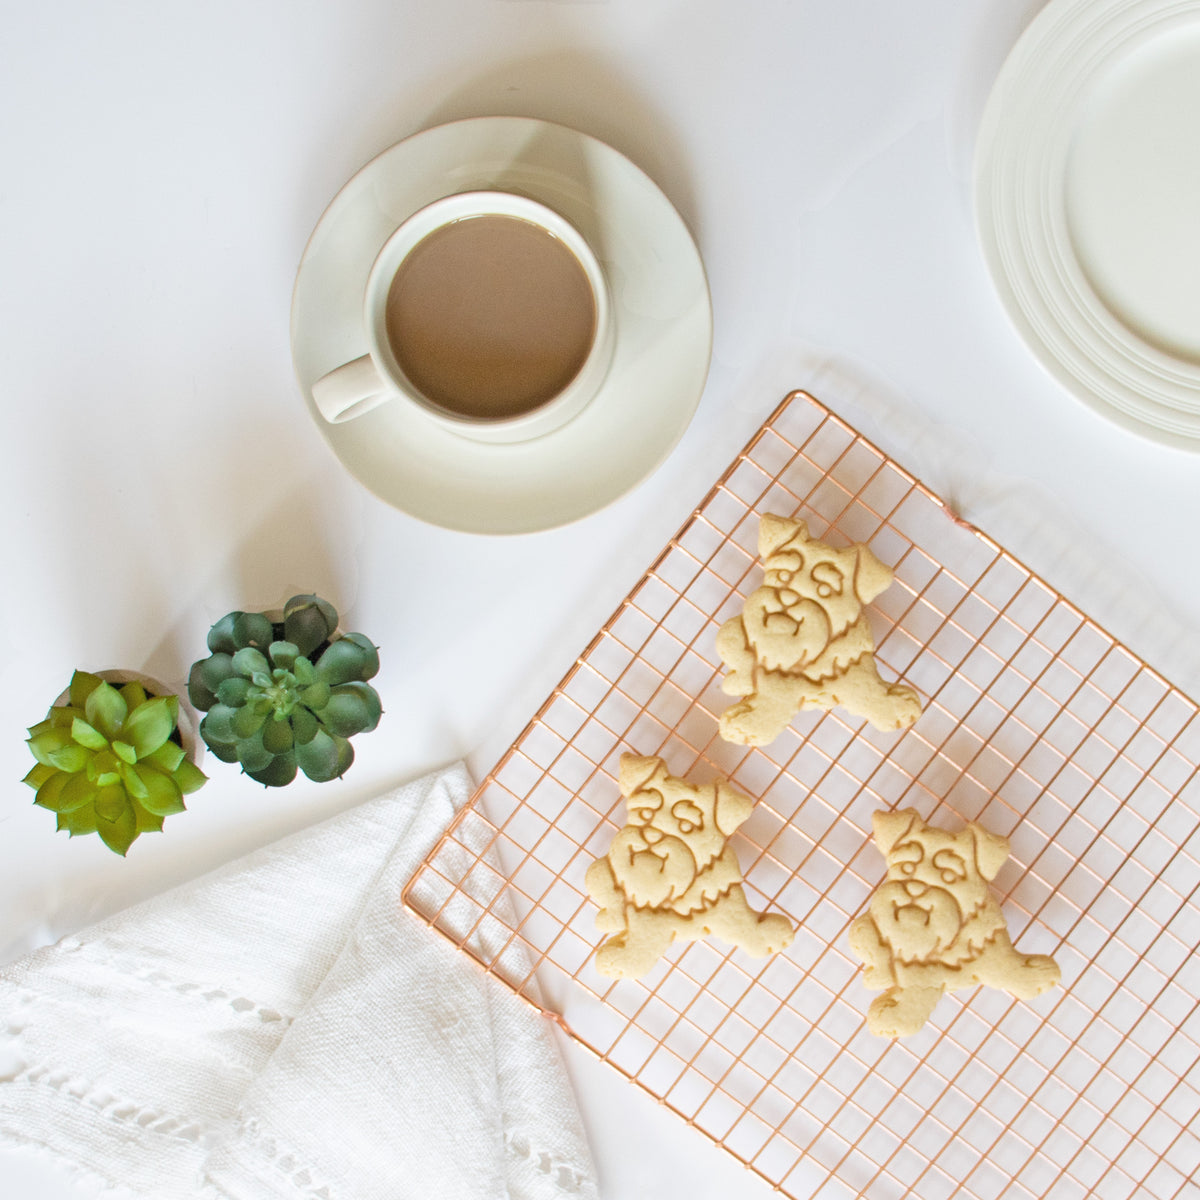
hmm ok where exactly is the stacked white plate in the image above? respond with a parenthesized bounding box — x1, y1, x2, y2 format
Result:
(975, 0, 1200, 449)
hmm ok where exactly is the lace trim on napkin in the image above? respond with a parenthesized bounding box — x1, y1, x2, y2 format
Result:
(2, 1057, 212, 1148)
(234, 1116, 334, 1198)
(505, 1128, 588, 1194)
(2, 1044, 335, 1198)
(125, 971, 290, 1026)
(52, 938, 293, 1029)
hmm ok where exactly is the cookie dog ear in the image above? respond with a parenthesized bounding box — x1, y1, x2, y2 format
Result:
(970, 824, 1010, 880)
(854, 543, 894, 604)
(759, 514, 808, 558)
(714, 781, 753, 837)
(618, 753, 663, 799)
(871, 808, 918, 856)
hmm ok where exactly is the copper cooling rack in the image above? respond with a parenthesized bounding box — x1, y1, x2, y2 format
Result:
(403, 391, 1200, 1200)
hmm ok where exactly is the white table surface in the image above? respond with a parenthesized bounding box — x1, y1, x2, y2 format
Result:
(4, 2, 1200, 1197)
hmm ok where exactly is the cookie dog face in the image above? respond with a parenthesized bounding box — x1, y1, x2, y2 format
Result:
(746, 516, 893, 674)
(868, 808, 1009, 966)
(606, 755, 750, 911)
(762, 515, 890, 635)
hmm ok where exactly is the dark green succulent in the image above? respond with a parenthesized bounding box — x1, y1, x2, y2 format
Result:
(23, 671, 207, 856)
(188, 594, 382, 787)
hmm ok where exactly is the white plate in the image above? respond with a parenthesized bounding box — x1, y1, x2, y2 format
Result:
(291, 118, 712, 533)
(975, 0, 1200, 449)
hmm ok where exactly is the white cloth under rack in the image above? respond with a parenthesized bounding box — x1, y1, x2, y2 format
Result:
(0, 763, 597, 1200)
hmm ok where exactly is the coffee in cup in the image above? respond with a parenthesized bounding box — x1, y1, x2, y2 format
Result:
(311, 191, 614, 441)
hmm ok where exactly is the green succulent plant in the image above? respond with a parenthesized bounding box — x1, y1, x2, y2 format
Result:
(188, 594, 382, 787)
(23, 671, 207, 856)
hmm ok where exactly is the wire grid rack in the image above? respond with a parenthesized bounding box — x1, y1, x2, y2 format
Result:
(403, 391, 1200, 1200)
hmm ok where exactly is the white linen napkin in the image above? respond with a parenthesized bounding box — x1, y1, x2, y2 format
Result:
(0, 764, 597, 1200)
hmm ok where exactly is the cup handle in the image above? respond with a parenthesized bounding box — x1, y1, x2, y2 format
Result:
(311, 355, 391, 423)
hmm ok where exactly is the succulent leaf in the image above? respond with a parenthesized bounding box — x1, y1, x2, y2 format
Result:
(22, 762, 56, 790)
(260, 716, 294, 756)
(58, 773, 96, 813)
(232, 611, 275, 650)
(234, 729, 275, 773)
(120, 680, 149, 709)
(135, 767, 185, 816)
(342, 681, 382, 729)
(85, 682, 128, 740)
(42, 707, 80, 731)
(32, 730, 89, 774)
(321, 683, 382, 736)
(68, 670, 105, 709)
(33, 772, 71, 812)
(112, 740, 138, 765)
(207, 612, 241, 654)
(290, 705, 320, 745)
(205, 737, 241, 764)
(197, 652, 236, 695)
(70, 718, 109, 751)
(295, 728, 347, 782)
(200, 703, 238, 743)
(172, 758, 208, 795)
(269, 641, 300, 671)
(28, 725, 67, 760)
(94, 785, 130, 823)
(91, 749, 120, 781)
(300, 681, 331, 711)
(286, 614, 327, 658)
(314, 634, 380, 684)
(245, 751, 298, 788)
(136, 808, 167, 833)
(283, 594, 339, 658)
(122, 761, 150, 800)
(232, 703, 267, 740)
(123, 695, 177, 757)
(59, 805, 99, 836)
(146, 740, 186, 772)
(96, 799, 137, 856)
(216, 675, 253, 708)
(232, 646, 270, 678)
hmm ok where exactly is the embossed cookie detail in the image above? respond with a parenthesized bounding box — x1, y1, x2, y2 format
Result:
(849, 808, 1061, 1037)
(717, 514, 921, 745)
(586, 754, 795, 979)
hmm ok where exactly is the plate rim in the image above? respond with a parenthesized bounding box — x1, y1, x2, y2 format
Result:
(974, 0, 1200, 451)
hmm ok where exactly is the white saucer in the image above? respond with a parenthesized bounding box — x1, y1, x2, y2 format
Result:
(291, 117, 712, 533)
(975, 0, 1200, 450)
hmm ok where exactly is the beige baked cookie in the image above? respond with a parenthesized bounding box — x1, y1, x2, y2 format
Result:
(586, 754, 795, 979)
(716, 514, 921, 745)
(848, 808, 1061, 1037)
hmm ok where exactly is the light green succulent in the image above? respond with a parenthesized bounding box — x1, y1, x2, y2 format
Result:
(23, 671, 207, 856)
(188, 594, 382, 787)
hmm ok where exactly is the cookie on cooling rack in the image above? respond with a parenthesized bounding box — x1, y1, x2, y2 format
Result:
(716, 514, 921, 745)
(586, 754, 794, 979)
(848, 808, 1061, 1037)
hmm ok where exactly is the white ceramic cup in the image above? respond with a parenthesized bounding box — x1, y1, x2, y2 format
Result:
(311, 190, 614, 442)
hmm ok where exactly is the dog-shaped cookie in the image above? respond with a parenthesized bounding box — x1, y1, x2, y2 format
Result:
(586, 754, 794, 979)
(716, 514, 921, 745)
(848, 808, 1061, 1037)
